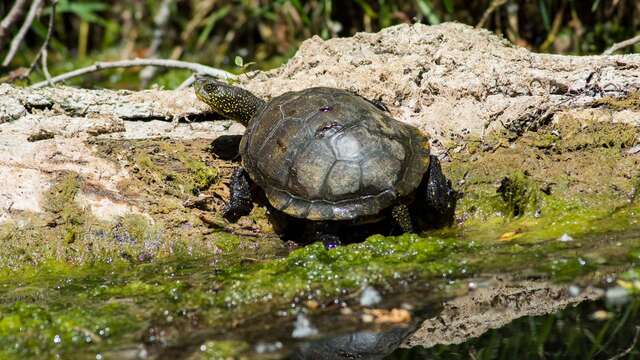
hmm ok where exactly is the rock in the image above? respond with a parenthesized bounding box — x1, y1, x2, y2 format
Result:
(0, 21, 637, 247)
(241, 23, 640, 148)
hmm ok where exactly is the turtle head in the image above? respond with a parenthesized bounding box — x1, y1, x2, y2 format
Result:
(194, 76, 265, 126)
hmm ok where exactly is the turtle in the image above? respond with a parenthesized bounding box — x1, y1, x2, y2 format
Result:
(194, 76, 457, 246)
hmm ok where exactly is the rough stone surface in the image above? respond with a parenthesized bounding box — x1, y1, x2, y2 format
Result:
(242, 23, 640, 150)
(0, 112, 134, 220)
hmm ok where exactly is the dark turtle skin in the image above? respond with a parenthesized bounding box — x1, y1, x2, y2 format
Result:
(194, 76, 457, 245)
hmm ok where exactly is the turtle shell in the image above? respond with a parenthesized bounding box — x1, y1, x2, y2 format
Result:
(240, 87, 431, 221)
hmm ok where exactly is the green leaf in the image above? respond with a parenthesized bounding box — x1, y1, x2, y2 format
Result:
(442, 0, 454, 14)
(54, 0, 109, 26)
(416, 0, 440, 25)
(196, 5, 232, 48)
(538, 0, 551, 31)
(234, 56, 244, 67)
(354, 0, 377, 18)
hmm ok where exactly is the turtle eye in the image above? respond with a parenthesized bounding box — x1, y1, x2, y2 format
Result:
(205, 83, 215, 92)
(319, 106, 332, 112)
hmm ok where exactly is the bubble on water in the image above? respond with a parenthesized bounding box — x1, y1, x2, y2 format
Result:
(558, 233, 573, 242)
(606, 286, 630, 306)
(568, 285, 581, 297)
(53, 335, 61, 344)
(255, 341, 283, 353)
(200, 344, 207, 352)
(291, 314, 319, 338)
(360, 286, 382, 307)
(96, 354, 103, 360)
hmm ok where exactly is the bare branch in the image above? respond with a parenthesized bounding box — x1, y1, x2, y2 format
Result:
(26, 0, 57, 81)
(476, 0, 507, 28)
(2, 0, 45, 67)
(177, 74, 196, 90)
(41, 49, 52, 83)
(0, 0, 30, 49)
(603, 33, 640, 55)
(30, 59, 236, 88)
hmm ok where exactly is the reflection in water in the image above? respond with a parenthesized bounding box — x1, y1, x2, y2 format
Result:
(389, 297, 640, 359)
(291, 324, 416, 360)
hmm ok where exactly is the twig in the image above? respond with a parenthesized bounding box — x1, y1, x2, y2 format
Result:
(41, 49, 52, 83)
(177, 74, 196, 90)
(139, 0, 174, 87)
(26, 0, 57, 81)
(603, 33, 640, 55)
(476, 0, 507, 28)
(30, 58, 236, 88)
(607, 325, 640, 360)
(2, 0, 45, 67)
(0, 0, 29, 49)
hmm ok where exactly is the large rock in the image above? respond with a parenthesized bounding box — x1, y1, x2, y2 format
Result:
(1, 21, 639, 231)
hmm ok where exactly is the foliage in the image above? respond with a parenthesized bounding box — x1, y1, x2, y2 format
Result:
(0, 0, 638, 88)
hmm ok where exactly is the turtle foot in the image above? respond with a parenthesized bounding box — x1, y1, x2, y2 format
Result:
(223, 167, 254, 222)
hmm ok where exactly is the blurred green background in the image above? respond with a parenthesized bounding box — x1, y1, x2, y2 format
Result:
(1, 0, 639, 89)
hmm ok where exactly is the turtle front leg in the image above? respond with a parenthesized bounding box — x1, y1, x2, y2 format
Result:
(414, 155, 458, 229)
(223, 167, 254, 222)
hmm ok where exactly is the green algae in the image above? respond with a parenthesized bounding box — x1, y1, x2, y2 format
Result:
(195, 340, 251, 360)
(496, 171, 539, 217)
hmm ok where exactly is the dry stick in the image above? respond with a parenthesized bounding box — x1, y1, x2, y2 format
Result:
(26, 0, 57, 82)
(476, 0, 507, 28)
(0, 0, 30, 49)
(41, 48, 52, 82)
(177, 74, 196, 90)
(139, 0, 174, 87)
(2, 0, 45, 67)
(603, 33, 640, 55)
(30, 58, 236, 88)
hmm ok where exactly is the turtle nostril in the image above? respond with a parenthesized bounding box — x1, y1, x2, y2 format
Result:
(319, 106, 332, 112)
